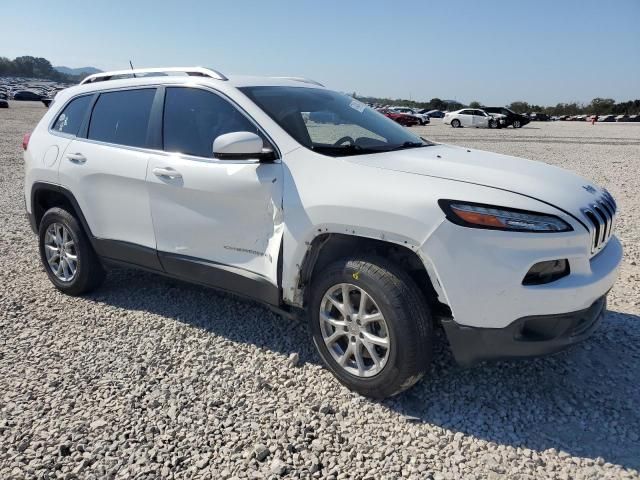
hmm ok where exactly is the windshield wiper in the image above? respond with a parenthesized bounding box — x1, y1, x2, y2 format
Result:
(312, 144, 381, 156)
(389, 141, 429, 151)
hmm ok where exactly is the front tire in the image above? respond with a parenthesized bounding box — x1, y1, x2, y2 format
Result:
(38, 207, 105, 296)
(451, 119, 461, 128)
(513, 120, 521, 128)
(309, 256, 432, 398)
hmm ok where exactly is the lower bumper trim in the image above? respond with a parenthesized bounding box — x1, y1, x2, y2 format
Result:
(442, 295, 607, 366)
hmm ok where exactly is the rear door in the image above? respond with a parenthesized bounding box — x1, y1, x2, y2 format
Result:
(458, 110, 473, 126)
(472, 110, 489, 127)
(145, 86, 283, 303)
(58, 88, 160, 268)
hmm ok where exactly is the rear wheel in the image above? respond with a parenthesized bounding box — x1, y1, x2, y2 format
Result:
(38, 207, 105, 295)
(451, 119, 461, 128)
(309, 256, 432, 398)
(489, 119, 497, 129)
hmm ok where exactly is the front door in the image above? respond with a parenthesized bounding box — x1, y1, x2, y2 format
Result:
(146, 86, 283, 303)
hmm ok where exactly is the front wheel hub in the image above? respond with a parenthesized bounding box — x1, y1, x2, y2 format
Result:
(319, 283, 390, 377)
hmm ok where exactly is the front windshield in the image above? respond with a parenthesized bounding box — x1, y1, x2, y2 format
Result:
(240, 86, 432, 157)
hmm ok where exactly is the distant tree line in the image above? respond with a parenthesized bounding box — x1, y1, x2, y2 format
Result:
(0, 56, 77, 82)
(357, 94, 640, 115)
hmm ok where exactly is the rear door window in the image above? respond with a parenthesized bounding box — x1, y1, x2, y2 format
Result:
(88, 89, 156, 148)
(52, 95, 93, 136)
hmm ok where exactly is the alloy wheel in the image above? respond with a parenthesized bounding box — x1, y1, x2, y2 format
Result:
(44, 222, 78, 282)
(319, 283, 390, 377)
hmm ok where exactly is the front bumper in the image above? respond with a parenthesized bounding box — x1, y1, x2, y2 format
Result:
(442, 295, 607, 366)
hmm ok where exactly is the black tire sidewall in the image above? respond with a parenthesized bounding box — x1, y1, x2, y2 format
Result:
(38, 208, 100, 295)
(309, 258, 431, 398)
(452, 119, 460, 128)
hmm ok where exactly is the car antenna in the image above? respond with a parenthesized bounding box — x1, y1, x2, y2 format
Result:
(129, 60, 136, 78)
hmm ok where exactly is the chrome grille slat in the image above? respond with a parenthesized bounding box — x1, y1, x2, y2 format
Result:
(582, 192, 617, 256)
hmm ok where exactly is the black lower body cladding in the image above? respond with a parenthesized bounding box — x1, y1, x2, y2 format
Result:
(442, 296, 607, 366)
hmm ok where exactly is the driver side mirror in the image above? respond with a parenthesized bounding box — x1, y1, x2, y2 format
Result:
(212, 131, 276, 161)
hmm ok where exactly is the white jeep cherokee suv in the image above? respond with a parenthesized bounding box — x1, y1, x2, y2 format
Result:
(24, 67, 622, 398)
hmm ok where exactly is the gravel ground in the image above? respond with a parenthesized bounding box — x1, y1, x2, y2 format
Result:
(1, 101, 639, 479)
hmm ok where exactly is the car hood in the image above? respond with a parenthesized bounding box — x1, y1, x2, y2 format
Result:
(346, 144, 603, 215)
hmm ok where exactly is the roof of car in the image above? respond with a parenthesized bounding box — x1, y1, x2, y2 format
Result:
(53, 69, 327, 105)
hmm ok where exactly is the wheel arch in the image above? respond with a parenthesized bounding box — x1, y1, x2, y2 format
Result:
(31, 182, 94, 241)
(293, 232, 451, 318)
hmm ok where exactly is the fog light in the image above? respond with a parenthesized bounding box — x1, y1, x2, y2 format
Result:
(522, 259, 569, 285)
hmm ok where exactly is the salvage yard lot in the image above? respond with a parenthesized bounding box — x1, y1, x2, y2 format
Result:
(1, 101, 639, 479)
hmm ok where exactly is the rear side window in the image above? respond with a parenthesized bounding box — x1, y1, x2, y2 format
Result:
(163, 87, 260, 158)
(88, 89, 155, 147)
(52, 95, 92, 136)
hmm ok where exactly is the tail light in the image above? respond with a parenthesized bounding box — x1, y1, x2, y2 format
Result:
(22, 133, 31, 151)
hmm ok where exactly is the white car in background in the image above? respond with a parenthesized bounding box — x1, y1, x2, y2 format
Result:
(444, 108, 497, 128)
(389, 106, 430, 125)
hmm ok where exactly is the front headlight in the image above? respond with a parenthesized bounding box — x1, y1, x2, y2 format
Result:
(438, 200, 573, 232)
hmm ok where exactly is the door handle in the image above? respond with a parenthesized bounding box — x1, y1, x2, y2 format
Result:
(66, 153, 86, 164)
(152, 167, 182, 179)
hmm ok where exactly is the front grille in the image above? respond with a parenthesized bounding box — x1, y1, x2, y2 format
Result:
(582, 190, 617, 255)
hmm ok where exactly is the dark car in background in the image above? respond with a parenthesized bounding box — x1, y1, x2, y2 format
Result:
(530, 112, 550, 121)
(13, 90, 43, 101)
(420, 109, 445, 118)
(482, 107, 530, 128)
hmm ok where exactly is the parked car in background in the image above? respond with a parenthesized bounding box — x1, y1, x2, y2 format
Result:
(389, 107, 430, 125)
(421, 109, 445, 118)
(628, 114, 640, 122)
(13, 90, 43, 101)
(0, 98, 8, 108)
(378, 109, 420, 127)
(615, 114, 630, 122)
(483, 107, 529, 128)
(444, 109, 497, 128)
(529, 112, 550, 121)
(598, 115, 616, 122)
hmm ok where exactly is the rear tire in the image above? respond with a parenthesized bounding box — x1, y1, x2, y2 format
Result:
(451, 119, 461, 128)
(308, 256, 432, 399)
(38, 207, 105, 296)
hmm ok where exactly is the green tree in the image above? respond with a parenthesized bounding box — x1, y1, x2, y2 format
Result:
(589, 98, 616, 115)
(507, 101, 531, 114)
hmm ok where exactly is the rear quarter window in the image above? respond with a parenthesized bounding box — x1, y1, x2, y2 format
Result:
(52, 95, 93, 136)
(88, 89, 156, 148)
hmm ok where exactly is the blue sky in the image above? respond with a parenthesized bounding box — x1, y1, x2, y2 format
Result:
(2, 0, 638, 105)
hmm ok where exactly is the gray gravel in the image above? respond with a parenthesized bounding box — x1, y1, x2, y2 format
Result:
(1, 101, 639, 479)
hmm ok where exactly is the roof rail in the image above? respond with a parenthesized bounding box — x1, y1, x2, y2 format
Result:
(80, 67, 228, 85)
(271, 76, 324, 87)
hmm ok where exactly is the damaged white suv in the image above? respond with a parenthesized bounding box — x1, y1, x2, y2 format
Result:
(24, 67, 622, 398)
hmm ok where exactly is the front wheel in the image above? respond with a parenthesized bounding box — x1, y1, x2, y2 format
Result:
(513, 120, 522, 128)
(309, 257, 432, 398)
(489, 119, 497, 129)
(451, 119, 461, 128)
